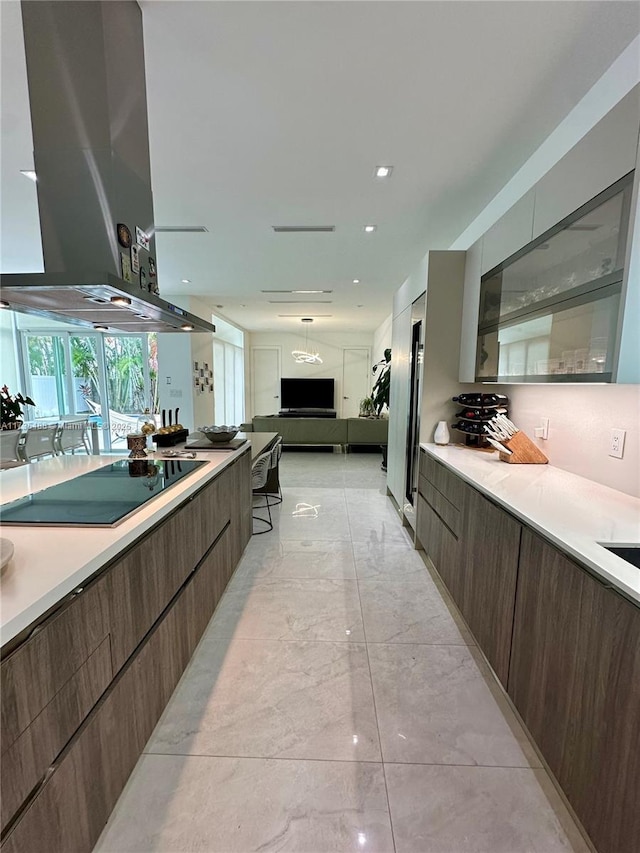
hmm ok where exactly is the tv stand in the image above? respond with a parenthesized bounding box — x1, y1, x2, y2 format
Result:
(278, 408, 337, 419)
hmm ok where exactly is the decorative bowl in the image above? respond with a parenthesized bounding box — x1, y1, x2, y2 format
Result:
(199, 425, 238, 443)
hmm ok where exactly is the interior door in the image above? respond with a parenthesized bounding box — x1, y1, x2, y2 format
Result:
(341, 347, 370, 418)
(251, 346, 281, 417)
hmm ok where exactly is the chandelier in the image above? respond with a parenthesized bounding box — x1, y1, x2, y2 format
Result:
(291, 318, 323, 364)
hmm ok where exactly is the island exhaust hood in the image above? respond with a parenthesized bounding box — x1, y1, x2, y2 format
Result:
(0, 1, 215, 335)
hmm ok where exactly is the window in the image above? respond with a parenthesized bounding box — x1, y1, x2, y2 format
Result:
(212, 315, 245, 425)
(19, 327, 157, 448)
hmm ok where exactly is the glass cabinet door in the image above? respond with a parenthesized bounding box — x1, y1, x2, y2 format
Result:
(477, 290, 621, 382)
(476, 173, 632, 383)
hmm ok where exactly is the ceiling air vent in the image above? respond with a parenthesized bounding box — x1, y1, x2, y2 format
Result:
(272, 226, 335, 233)
(154, 226, 209, 233)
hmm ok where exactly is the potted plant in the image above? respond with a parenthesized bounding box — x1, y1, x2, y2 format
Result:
(371, 348, 391, 469)
(1, 386, 35, 430)
(358, 396, 376, 418)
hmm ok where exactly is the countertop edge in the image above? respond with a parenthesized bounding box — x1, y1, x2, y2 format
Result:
(0, 445, 250, 648)
(420, 443, 640, 607)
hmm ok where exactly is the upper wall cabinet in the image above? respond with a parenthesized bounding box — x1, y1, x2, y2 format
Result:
(476, 173, 633, 383)
(481, 190, 535, 275)
(533, 89, 640, 240)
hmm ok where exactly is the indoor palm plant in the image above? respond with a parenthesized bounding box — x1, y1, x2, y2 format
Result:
(371, 348, 391, 415)
(1, 386, 35, 429)
(371, 348, 391, 469)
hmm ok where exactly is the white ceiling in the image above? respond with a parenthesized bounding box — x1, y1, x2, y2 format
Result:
(2, 1, 640, 334)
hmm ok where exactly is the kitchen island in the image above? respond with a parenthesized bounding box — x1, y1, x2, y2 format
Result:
(0, 442, 254, 852)
(417, 444, 640, 853)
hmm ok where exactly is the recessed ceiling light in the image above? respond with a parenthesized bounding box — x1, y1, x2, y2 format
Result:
(110, 296, 131, 307)
(374, 166, 393, 178)
(20, 169, 37, 182)
(292, 290, 325, 294)
(181, 323, 194, 331)
(181, 279, 191, 284)
(93, 324, 109, 331)
(364, 225, 377, 233)
(352, 279, 360, 284)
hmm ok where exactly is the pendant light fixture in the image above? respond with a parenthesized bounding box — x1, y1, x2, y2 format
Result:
(292, 318, 323, 364)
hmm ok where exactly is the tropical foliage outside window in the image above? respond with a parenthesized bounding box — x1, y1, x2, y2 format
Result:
(25, 332, 158, 416)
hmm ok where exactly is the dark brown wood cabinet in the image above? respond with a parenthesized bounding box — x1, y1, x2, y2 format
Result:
(460, 488, 521, 686)
(416, 453, 464, 600)
(416, 449, 640, 852)
(508, 529, 640, 853)
(1, 450, 252, 852)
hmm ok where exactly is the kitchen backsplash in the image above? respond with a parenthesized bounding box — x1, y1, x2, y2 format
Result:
(505, 384, 640, 497)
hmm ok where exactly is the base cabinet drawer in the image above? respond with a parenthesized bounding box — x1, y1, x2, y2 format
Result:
(508, 529, 640, 853)
(1, 637, 112, 832)
(1, 580, 110, 753)
(416, 494, 461, 601)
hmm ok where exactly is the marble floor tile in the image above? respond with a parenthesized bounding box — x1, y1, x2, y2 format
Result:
(272, 490, 352, 540)
(205, 577, 365, 641)
(95, 754, 394, 853)
(368, 643, 533, 767)
(384, 763, 590, 853)
(353, 540, 429, 581)
(233, 539, 357, 580)
(359, 579, 474, 645)
(348, 516, 414, 545)
(146, 638, 381, 762)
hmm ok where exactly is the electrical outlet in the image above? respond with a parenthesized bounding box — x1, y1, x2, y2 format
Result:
(609, 428, 626, 459)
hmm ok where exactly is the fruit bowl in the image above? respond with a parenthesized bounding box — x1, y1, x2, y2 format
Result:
(199, 425, 238, 443)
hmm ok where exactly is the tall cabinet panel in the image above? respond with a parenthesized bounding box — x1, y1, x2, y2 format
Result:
(387, 304, 411, 507)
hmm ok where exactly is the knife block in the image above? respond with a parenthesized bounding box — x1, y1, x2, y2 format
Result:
(152, 429, 189, 447)
(499, 430, 548, 464)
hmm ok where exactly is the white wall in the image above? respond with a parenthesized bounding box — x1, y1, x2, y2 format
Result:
(249, 329, 374, 416)
(372, 314, 392, 365)
(507, 384, 640, 497)
(0, 310, 19, 392)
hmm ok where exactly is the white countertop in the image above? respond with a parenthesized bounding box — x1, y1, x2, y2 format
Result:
(0, 444, 250, 647)
(421, 443, 640, 606)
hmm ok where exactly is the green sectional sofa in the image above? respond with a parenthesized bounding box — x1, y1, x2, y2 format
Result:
(252, 416, 388, 451)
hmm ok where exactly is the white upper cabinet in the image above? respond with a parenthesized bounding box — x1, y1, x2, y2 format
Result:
(480, 190, 536, 275)
(533, 88, 640, 240)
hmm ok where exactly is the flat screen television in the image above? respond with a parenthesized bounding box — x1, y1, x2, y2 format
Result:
(280, 378, 334, 410)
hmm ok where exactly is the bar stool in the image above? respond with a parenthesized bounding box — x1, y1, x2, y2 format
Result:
(266, 436, 283, 505)
(55, 419, 92, 455)
(251, 451, 273, 534)
(0, 429, 24, 464)
(21, 426, 59, 462)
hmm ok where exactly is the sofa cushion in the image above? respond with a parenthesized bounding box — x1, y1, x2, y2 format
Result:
(252, 417, 348, 445)
(347, 418, 388, 444)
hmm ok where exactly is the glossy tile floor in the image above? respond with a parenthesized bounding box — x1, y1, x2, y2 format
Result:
(95, 451, 589, 853)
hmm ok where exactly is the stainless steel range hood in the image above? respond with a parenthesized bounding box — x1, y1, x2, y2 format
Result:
(0, 1, 215, 335)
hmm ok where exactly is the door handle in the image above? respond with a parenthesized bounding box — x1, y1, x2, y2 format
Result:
(343, 396, 349, 399)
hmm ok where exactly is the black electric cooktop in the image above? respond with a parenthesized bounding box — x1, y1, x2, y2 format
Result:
(0, 459, 205, 527)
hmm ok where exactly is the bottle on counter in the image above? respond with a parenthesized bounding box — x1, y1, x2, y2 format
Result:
(451, 420, 483, 435)
(434, 421, 450, 445)
(455, 407, 508, 421)
(452, 393, 509, 406)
